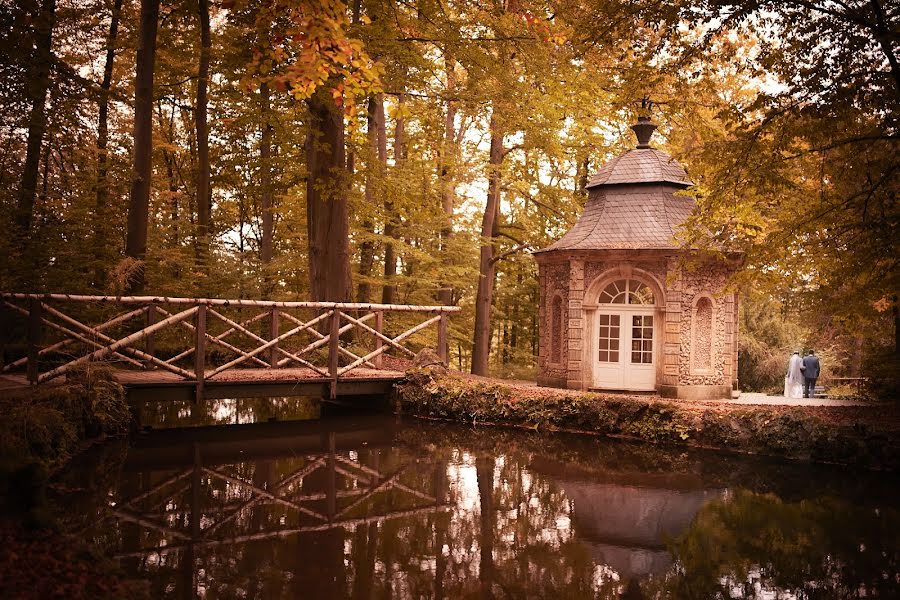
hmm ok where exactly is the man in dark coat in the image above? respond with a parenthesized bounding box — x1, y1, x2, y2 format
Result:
(801, 350, 821, 398)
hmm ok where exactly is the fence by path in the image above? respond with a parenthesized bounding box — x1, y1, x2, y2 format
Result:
(0, 293, 459, 397)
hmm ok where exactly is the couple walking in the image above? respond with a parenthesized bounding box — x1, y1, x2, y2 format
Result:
(785, 350, 821, 399)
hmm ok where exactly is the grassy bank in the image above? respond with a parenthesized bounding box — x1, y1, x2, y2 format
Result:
(395, 370, 900, 470)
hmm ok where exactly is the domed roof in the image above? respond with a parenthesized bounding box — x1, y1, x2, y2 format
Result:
(586, 148, 692, 188)
(535, 116, 697, 253)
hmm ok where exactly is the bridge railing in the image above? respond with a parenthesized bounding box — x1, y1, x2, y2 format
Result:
(0, 293, 459, 395)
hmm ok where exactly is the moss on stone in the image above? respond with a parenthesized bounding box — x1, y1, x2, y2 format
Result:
(395, 371, 900, 470)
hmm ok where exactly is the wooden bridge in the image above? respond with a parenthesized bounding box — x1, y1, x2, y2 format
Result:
(0, 293, 458, 399)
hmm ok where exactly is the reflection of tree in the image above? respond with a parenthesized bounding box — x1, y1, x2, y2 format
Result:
(667, 491, 900, 599)
(52, 419, 900, 599)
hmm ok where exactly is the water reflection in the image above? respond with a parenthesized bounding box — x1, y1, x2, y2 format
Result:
(137, 396, 320, 428)
(52, 414, 900, 599)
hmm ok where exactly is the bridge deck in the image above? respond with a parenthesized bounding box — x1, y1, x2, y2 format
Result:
(1, 367, 406, 400)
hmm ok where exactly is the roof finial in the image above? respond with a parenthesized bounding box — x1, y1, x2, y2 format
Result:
(631, 96, 657, 149)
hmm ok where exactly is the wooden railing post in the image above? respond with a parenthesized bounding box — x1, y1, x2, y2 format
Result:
(194, 304, 207, 400)
(145, 304, 157, 370)
(328, 309, 340, 398)
(437, 312, 448, 365)
(269, 306, 279, 368)
(27, 299, 42, 384)
(373, 310, 384, 369)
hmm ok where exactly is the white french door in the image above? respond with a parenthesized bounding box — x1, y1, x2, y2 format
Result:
(594, 311, 656, 391)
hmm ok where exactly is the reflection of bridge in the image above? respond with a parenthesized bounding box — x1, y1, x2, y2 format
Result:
(531, 458, 723, 578)
(98, 417, 449, 593)
(1, 293, 458, 399)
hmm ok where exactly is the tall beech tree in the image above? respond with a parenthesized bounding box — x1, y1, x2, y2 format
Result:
(195, 0, 213, 270)
(124, 0, 161, 293)
(16, 0, 56, 238)
(92, 0, 125, 288)
(306, 85, 352, 302)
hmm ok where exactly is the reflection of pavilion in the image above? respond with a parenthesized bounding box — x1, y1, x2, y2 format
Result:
(532, 458, 723, 578)
(103, 417, 449, 597)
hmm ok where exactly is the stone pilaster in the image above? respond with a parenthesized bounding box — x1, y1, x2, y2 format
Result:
(566, 259, 585, 389)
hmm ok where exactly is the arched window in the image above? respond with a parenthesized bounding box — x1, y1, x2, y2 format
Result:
(693, 297, 714, 371)
(598, 279, 655, 305)
(550, 295, 563, 364)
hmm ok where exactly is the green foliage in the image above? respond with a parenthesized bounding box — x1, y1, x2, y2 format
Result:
(0, 364, 130, 470)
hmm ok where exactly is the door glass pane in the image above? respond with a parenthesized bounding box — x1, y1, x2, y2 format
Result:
(598, 313, 620, 363)
(629, 315, 654, 364)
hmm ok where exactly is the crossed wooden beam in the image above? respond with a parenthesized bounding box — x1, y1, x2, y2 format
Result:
(2, 295, 455, 385)
(108, 453, 447, 559)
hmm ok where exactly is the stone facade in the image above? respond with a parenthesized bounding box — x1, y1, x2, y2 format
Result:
(534, 117, 740, 400)
(536, 252, 739, 399)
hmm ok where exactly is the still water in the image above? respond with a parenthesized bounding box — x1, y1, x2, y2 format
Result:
(52, 398, 899, 599)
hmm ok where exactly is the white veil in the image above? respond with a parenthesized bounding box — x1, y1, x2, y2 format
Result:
(784, 353, 804, 398)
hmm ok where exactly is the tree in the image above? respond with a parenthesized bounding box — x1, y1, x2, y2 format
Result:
(92, 0, 125, 289)
(195, 0, 213, 271)
(124, 0, 161, 293)
(16, 0, 56, 240)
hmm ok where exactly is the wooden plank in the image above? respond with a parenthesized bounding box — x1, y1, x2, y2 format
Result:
(0, 293, 462, 313)
(269, 306, 279, 368)
(339, 311, 416, 358)
(195, 305, 207, 399)
(279, 311, 377, 369)
(3, 301, 144, 369)
(36, 303, 192, 378)
(437, 313, 448, 364)
(205, 309, 330, 378)
(329, 310, 340, 399)
(164, 309, 269, 365)
(145, 304, 156, 370)
(37, 306, 199, 383)
(373, 311, 383, 369)
(337, 315, 440, 376)
(27, 298, 41, 384)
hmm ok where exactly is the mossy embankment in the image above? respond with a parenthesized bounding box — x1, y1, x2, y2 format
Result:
(0, 364, 133, 523)
(0, 365, 147, 598)
(395, 370, 900, 470)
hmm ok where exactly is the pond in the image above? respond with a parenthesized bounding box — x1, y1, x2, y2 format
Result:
(51, 398, 899, 599)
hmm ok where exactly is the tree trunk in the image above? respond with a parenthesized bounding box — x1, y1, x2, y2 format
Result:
(476, 456, 496, 599)
(381, 92, 404, 304)
(16, 0, 56, 237)
(471, 113, 503, 375)
(259, 82, 275, 298)
(576, 156, 589, 198)
(357, 94, 386, 303)
(91, 0, 123, 289)
(124, 0, 161, 293)
(195, 0, 212, 270)
(436, 57, 458, 306)
(306, 86, 351, 302)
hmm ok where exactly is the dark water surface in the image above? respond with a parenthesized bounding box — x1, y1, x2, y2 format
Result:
(52, 398, 899, 599)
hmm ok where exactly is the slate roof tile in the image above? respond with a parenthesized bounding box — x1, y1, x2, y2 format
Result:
(536, 144, 699, 253)
(586, 148, 692, 188)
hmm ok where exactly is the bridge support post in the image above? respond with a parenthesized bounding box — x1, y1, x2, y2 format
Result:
(194, 304, 207, 401)
(437, 313, 448, 365)
(328, 309, 340, 398)
(144, 304, 156, 370)
(269, 307, 279, 368)
(27, 298, 42, 384)
(373, 310, 383, 369)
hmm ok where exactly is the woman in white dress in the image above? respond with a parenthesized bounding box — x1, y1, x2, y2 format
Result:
(784, 351, 804, 399)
